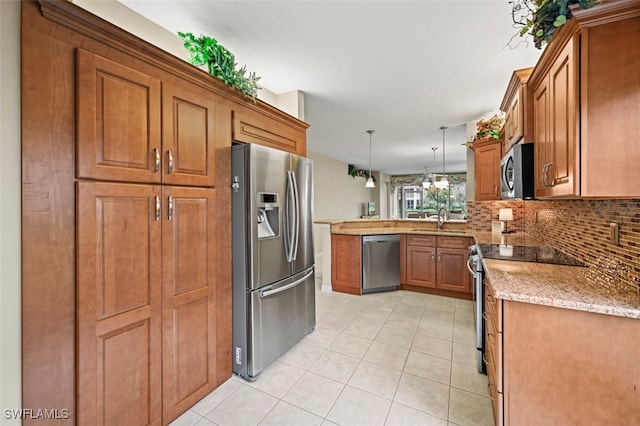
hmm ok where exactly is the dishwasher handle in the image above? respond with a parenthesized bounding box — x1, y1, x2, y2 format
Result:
(362, 234, 400, 244)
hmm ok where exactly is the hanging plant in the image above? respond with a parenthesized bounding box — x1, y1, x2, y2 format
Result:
(178, 32, 261, 102)
(510, 0, 596, 49)
(348, 164, 375, 182)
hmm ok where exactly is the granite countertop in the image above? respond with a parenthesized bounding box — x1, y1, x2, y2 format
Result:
(328, 218, 470, 237)
(484, 258, 640, 319)
(325, 219, 640, 320)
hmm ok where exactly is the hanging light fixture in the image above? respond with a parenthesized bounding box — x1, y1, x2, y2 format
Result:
(365, 130, 375, 188)
(434, 126, 449, 189)
(422, 147, 438, 189)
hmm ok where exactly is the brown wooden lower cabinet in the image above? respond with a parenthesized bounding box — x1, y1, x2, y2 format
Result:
(486, 283, 640, 425)
(77, 182, 218, 425)
(401, 235, 472, 298)
(161, 187, 217, 422)
(77, 182, 163, 425)
(331, 234, 362, 295)
(484, 277, 503, 426)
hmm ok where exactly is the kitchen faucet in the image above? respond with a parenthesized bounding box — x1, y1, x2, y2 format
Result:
(437, 207, 448, 229)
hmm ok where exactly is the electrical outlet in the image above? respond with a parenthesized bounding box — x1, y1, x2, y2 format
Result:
(609, 223, 620, 245)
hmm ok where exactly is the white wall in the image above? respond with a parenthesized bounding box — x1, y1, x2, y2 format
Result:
(0, 0, 22, 422)
(74, 0, 297, 114)
(308, 151, 382, 221)
(309, 151, 384, 279)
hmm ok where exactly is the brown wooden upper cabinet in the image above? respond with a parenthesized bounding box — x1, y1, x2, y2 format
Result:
(472, 136, 502, 201)
(77, 49, 216, 186)
(529, 1, 640, 198)
(233, 109, 307, 156)
(500, 68, 534, 153)
(532, 39, 578, 198)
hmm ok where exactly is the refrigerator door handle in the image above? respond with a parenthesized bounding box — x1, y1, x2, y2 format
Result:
(285, 171, 296, 263)
(284, 171, 293, 263)
(291, 170, 300, 261)
(260, 269, 313, 298)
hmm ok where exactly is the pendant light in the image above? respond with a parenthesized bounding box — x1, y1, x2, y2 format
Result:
(422, 146, 439, 189)
(434, 126, 449, 189)
(365, 130, 375, 188)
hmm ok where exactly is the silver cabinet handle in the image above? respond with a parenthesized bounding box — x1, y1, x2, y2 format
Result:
(153, 148, 160, 173)
(167, 196, 174, 221)
(431, 251, 435, 260)
(542, 162, 555, 188)
(167, 150, 174, 174)
(155, 195, 160, 221)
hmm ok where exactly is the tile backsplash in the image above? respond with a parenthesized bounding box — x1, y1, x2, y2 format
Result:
(468, 199, 640, 290)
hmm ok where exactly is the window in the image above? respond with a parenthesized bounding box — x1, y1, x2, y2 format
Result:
(392, 174, 467, 219)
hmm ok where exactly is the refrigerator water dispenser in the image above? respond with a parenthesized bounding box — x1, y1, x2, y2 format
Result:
(257, 192, 279, 239)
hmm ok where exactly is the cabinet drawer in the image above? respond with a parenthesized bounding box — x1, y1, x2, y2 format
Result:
(406, 235, 436, 247)
(437, 236, 470, 249)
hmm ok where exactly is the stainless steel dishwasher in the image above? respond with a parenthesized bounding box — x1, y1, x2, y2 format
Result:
(362, 234, 400, 294)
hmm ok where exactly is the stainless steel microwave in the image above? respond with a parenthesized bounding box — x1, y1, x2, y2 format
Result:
(500, 143, 534, 199)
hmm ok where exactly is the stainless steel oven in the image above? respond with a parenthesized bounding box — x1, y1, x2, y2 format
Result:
(467, 244, 486, 374)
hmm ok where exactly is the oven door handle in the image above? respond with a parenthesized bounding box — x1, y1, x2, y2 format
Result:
(467, 256, 477, 278)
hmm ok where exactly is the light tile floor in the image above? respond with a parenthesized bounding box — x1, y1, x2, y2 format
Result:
(171, 284, 494, 426)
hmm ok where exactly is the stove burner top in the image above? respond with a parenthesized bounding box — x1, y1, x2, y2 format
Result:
(478, 244, 586, 267)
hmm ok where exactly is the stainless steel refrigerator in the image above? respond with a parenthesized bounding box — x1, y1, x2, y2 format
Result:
(232, 142, 316, 381)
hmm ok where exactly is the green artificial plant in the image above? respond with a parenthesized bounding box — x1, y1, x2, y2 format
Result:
(512, 0, 596, 49)
(465, 114, 505, 147)
(178, 32, 261, 101)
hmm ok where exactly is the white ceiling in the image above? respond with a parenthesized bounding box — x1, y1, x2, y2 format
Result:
(119, 0, 543, 175)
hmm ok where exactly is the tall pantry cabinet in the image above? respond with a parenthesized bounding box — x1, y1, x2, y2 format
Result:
(76, 48, 219, 424)
(21, 1, 308, 424)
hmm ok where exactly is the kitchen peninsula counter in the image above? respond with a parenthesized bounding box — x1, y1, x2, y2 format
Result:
(326, 219, 640, 319)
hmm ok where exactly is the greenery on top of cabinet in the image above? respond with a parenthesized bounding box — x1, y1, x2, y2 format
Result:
(178, 32, 261, 102)
(511, 0, 596, 49)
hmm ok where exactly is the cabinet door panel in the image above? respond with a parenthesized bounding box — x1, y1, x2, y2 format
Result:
(163, 83, 216, 186)
(473, 139, 501, 201)
(162, 187, 217, 423)
(77, 49, 161, 183)
(533, 79, 551, 196)
(406, 245, 436, 288)
(77, 182, 162, 426)
(437, 248, 471, 293)
(549, 48, 573, 188)
(533, 37, 578, 198)
(233, 109, 306, 156)
(505, 92, 523, 149)
(331, 234, 362, 295)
